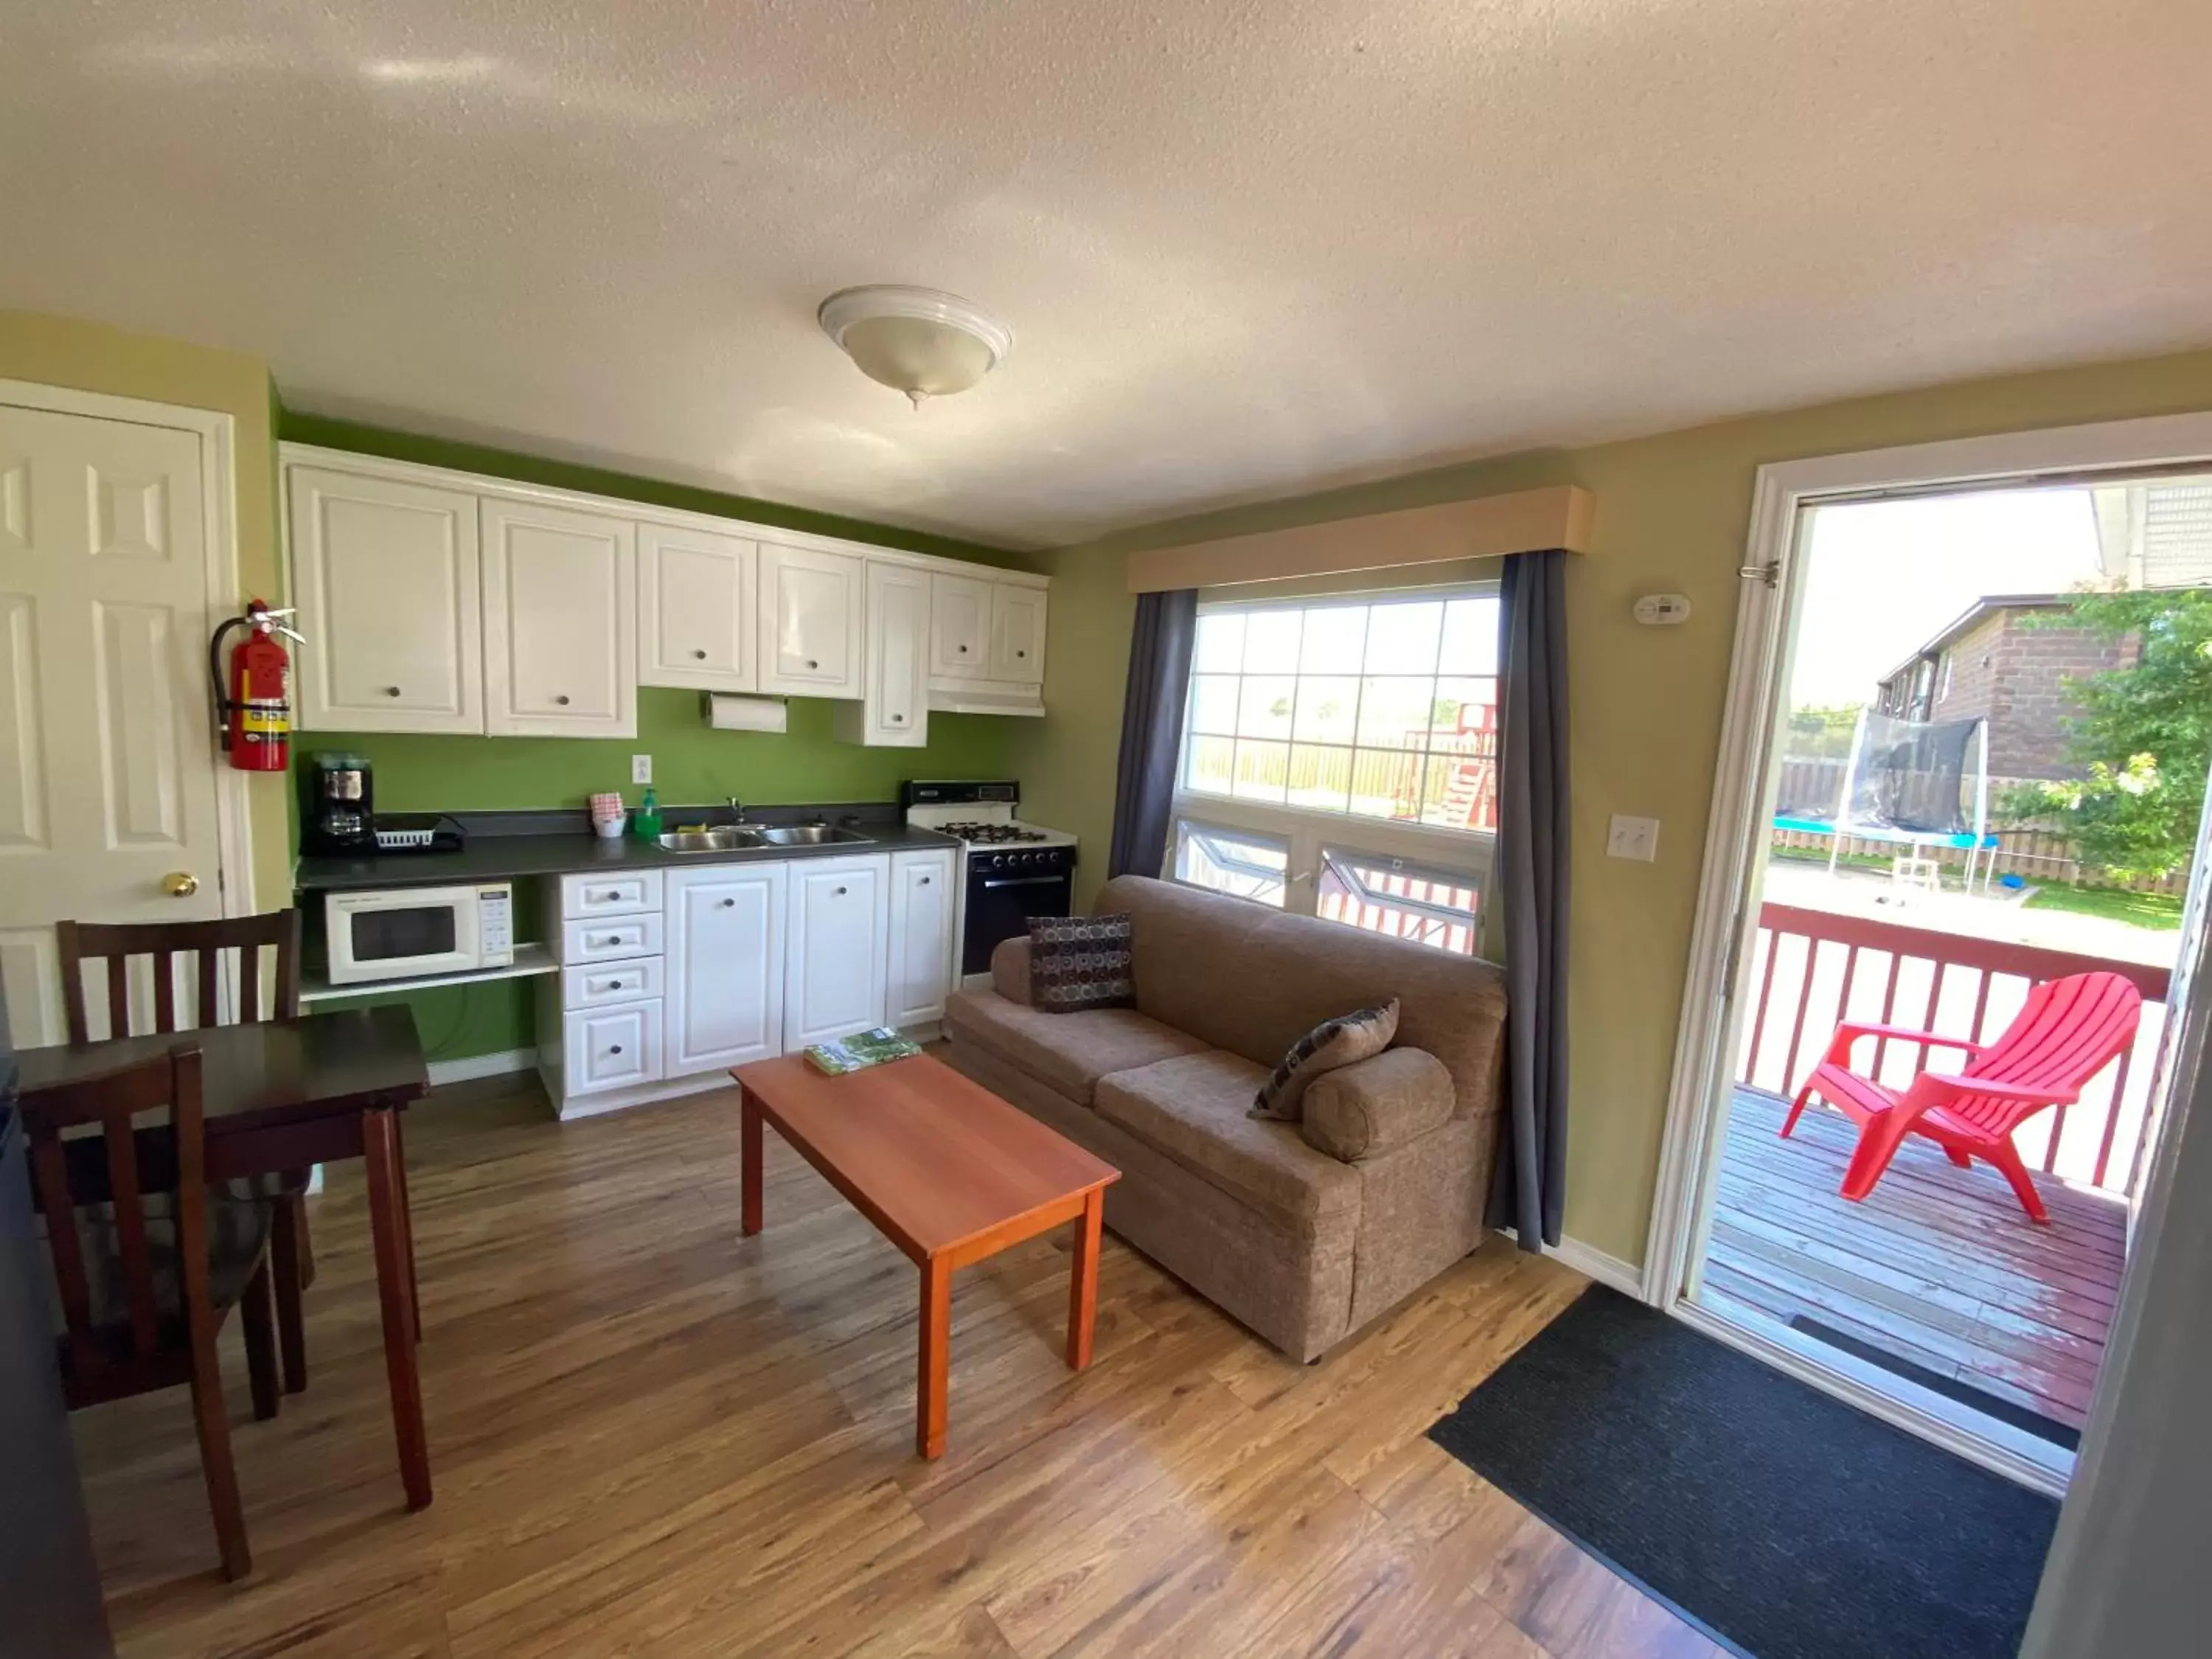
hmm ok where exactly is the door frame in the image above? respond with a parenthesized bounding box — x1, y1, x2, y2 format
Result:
(0, 378, 253, 920)
(1646, 410, 2212, 1494)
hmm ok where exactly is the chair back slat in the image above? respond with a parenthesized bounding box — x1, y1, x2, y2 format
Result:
(29, 1135, 94, 1338)
(1954, 971, 2143, 1135)
(103, 1122, 161, 1357)
(20, 1046, 204, 1382)
(56, 911, 299, 1040)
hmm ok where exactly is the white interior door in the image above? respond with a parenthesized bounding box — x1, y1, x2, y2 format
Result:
(0, 399, 229, 1047)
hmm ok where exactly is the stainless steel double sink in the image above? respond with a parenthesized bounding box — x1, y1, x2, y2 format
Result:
(656, 824, 874, 855)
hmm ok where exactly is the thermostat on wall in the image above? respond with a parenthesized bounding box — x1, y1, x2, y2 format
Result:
(1632, 594, 1693, 625)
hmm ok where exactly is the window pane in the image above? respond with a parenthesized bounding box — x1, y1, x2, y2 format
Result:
(1175, 821, 1287, 906)
(1439, 597, 1500, 675)
(1354, 678, 1436, 749)
(1419, 752, 1498, 830)
(1292, 675, 1359, 743)
(1242, 610, 1303, 673)
(1194, 611, 1245, 673)
(1432, 676, 1496, 736)
(1347, 748, 1425, 820)
(1318, 849, 1482, 956)
(1189, 674, 1239, 736)
(1235, 675, 1295, 740)
(1184, 734, 1234, 796)
(1298, 606, 1368, 674)
(1287, 744, 1353, 813)
(1363, 601, 1444, 674)
(1231, 740, 1290, 802)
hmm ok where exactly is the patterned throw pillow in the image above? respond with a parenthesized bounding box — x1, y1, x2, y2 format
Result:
(1028, 914, 1135, 1012)
(1250, 999, 1400, 1121)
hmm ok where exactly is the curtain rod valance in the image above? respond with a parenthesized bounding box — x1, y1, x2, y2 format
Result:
(1124, 484, 1593, 594)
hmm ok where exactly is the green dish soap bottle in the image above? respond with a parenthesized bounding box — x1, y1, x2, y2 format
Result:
(632, 785, 662, 842)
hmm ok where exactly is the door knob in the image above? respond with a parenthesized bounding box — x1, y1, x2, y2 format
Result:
(162, 872, 200, 897)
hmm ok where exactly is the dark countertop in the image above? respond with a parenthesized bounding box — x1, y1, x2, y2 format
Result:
(294, 810, 962, 893)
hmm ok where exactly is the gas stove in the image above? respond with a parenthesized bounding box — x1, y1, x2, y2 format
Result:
(901, 781, 1081, 981)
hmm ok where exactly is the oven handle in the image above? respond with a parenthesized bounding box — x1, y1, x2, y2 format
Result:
(979, 874, 1067, 890)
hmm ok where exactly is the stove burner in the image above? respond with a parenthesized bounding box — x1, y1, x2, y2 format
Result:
(945, 821, 1049, 844)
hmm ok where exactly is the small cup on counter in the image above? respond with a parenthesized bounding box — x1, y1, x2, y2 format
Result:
(590, 792, 627, 840)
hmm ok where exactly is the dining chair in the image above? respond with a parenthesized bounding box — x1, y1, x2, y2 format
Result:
(24, 1043, 279, 1581)
(58, 911, 316, 1394)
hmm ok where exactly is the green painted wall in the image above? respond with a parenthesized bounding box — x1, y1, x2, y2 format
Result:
(1010, 346, 2212, 1267)
(279, 413, 1040, 1060)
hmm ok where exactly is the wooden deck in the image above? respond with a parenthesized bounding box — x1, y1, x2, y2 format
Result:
(1703, 1087, 2127, 1431)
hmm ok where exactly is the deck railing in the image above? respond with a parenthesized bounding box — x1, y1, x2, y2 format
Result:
(1736, 902, 2172, 1197)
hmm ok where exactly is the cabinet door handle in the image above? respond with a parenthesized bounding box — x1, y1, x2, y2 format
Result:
(608, 1044, 623, 1055)
(1016, 649, 1027, 658)
(384, 685, 402, 697)
(693, 648, 708, 660)
(958, 644, 970, 654)
(598, 890, 620, 900)
(554, 694, 571, 706)
(596, 935, 620, 946)
(595, 978, 626, 992)
(806, 658, 819, 669)
(835, 886, 848, 896)
(891, 713, 905, 724)
(919, 876, 931, 886)
(720, 897, 736, 908)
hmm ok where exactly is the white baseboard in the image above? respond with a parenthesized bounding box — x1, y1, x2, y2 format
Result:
(1546, 1236, 1647, 1298)
(426, 1047, 535, 1087)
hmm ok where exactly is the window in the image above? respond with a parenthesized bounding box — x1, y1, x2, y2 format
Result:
(1169, 588, 1498, 952)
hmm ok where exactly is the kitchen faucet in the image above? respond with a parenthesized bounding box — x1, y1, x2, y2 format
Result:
(726, 796, 747, 824)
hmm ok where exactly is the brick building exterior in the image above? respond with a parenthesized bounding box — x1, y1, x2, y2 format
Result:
(1874, 595, 2137, 782)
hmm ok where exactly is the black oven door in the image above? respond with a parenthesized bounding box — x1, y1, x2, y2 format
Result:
(964, 867, 1073, 975)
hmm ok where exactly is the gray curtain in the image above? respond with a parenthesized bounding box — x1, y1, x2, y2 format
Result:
(1488, 549, 1571, 1249)
(1108, 589, 1199, 880)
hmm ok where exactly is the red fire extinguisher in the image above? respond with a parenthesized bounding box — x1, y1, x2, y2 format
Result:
(208, 600, 304, 772)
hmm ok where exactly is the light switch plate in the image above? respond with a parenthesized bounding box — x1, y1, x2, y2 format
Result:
(1607, 813, 1660, 862)
(631, 754, 653, 785)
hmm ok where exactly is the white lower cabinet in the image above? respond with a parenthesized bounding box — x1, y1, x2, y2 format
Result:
(784, 855, 891, 1050)
(665, 863, 786, 1074)
(564, 1001, 662, 1094)
(887, 848, 956, 1028)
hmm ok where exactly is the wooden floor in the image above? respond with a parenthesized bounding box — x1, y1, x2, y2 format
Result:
(1704, 1087, 2126, 1430)
(74, 1074, 1729, 1659)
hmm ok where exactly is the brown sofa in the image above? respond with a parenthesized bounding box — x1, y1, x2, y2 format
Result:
(942, 875, 1508, 1361)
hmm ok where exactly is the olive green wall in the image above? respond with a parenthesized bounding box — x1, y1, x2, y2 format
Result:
(0, 310, 291, 911)
(278, 414, 1040, 1061)
(1008, 346, 2212, 1268)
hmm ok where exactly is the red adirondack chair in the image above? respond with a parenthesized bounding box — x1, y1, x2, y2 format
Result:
(1780, 970, 2143, 1222)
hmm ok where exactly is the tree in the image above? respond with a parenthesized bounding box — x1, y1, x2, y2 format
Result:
(2015, 588, 2212, 880)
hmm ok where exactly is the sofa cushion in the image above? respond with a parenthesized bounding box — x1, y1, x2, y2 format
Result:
(1096, 875, 1507, 1121)
(944, 988, 1207, 1104)
(1251, 998, 1399, 1121)
(1027, 914, 1135, 1012)
(1096, 1051, 1361, 1227)
(1300, 1048, 1456, 1162)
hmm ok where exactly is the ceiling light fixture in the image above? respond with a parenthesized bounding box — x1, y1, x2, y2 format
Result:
(817, 286, 1012, 408)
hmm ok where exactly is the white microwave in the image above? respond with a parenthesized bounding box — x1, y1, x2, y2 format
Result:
(324, 883, 515, 986)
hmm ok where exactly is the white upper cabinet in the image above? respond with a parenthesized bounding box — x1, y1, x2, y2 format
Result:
(288, 467, 484, 733)
(886, 848, 956, 1028)
(929, 572, 992, 680)
(991, 584, 1047, 686)
(481, 501, 637, 737)
(759, 544, 863, 698)
(836, 561, 929, 748)
(639, 524, 757, 692)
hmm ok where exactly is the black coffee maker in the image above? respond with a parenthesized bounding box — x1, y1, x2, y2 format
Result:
(298, 751, 375, 855)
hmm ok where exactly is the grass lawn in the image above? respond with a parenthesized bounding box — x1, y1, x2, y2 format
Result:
(2023, 885, 2184, 930)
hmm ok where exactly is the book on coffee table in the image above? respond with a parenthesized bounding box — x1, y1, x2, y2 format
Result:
(803, 1027, 923, 1076)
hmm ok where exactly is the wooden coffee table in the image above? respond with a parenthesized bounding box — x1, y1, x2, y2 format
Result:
(731, 1051, 1120, 1459)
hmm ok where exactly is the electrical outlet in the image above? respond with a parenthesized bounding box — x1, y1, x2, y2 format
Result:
(1607, 814, 1660, 862)
(631, 754, 653, 785)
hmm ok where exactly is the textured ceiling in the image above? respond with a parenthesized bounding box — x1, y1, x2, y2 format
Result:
(7, 2, 2212, 548)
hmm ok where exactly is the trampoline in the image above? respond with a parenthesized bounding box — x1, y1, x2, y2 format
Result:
(1773, 710, 1998, 892)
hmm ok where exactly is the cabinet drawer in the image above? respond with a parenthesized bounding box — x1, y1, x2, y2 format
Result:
(561, 871, 664, 919)
(563, 957, 664, 1011)
(564, 1000, 664, 1096)
(561, 913, 664, 964)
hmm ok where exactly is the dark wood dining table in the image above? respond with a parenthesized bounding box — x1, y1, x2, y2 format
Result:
(13, 1004, 435, 1510)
